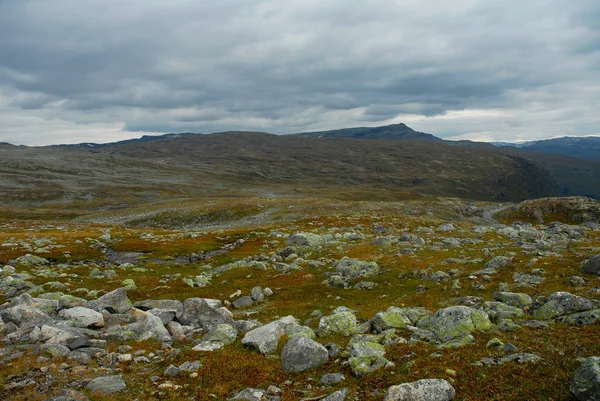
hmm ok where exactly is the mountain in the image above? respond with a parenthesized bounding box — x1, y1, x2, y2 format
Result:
(0, 131, 558, 206)
(519, 136, 600, 160)
(294, 123, 443, 142)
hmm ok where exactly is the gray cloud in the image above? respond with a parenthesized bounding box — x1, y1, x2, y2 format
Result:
(0, 0, 599, 145)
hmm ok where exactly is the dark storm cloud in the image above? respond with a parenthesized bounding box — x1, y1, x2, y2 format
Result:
(0, 0, 599, 145)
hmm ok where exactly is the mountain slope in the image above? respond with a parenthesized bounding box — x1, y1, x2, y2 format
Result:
(294, 123, 443, 142)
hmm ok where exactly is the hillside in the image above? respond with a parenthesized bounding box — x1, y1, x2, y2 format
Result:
(0, 131, 558, 207)
(95, 131, 558, 202)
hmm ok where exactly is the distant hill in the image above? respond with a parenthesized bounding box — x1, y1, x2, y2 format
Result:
(0, 131, 559, 206)
(294, 123, 443, 142)
(517, 136, 600, 161)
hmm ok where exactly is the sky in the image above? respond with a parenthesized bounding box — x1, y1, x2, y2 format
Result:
(0, 0, 599, 146)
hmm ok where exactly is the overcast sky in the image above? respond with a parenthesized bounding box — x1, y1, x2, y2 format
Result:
(1, 0, 599, 146)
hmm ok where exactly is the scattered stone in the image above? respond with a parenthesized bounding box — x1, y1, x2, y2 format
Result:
(384, 379, 455, 401)
(281, 336, 329, 372)
(86, 288, 132, 314)
(242, 321, 284, 354)
(86, 375, 127, 394)
(581, 255, 600, 276)
(321, 373, 346, 385)
(571, 356, 600, 401)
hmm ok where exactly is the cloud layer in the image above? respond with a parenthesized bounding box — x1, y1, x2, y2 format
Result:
(1, 0, 599, 145)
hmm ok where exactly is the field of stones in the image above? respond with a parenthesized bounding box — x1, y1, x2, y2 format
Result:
(1, 196, 600, 400)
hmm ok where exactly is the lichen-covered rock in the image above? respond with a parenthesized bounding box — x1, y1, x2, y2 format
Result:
(349, 355, 392, 376)
(288, 232, 326, 247)
(494, 292, 533, 308)
(14, 254, 49, 267)
(371, 307, 412, 332)
(317, 311, 358, 337)
(557, 310, 600, 326)
(285, 324, 316, 339)
(384, 379, 456, 401)
(419, 306, 491, 346)
(335, 257, 379, 279)
(481, 302, 524, 322)
(571, 357, 600, 401)
(281, 336, 328, 372)
(348, 339, 385, 358)
(203, 323, 238, 345)
(533, 292, 594, 320)
(86, 288, 132, 314)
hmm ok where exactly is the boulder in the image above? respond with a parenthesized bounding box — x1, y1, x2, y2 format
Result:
(133, 299, 183, 315)
(179, 298, 231, 329)
(288, 232, 326, 247)
(420, 306, 491, 346)
(59, 307, 104, 328)
(581, 255, 600, 276)
(335, 257, 379, 279)
(230, 388, 267, 400)
(317, 311, 358, 337)
(481, 302, 524, 322)
(533, 292, 594, 320)
(349, 355, 392, 376)
(384, 379, 456, 401)
(571, 357, 600, 401)
(281, 336, 329, 372)
(203, 323, 238, 345)
(371, 307, 412, 332)
(494, 292, 532, 308)
(86, 288, 132, 314)
(323, 388, 349, 401)
(125, 315, 172, 343)
(86, 375, 127, 394)
(483, 256, 512, 271)
(242, 321, 284, 354)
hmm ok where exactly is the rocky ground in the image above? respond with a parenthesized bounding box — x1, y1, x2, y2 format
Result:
(1, 197, 600, 400)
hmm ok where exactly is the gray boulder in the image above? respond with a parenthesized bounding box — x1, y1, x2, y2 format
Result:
(571, 357, 600, 401)
(557, 309, 600, 326)
(86, 288, 132, 314)
(59, 307, 104, 328)
(281, 336, 329, 372)
(484, 256, 513, 271)
(581, 255, 600, 276)
(288, 232, 326, 247)
(232, 296, 254, 309)
(494, 292, 532, 308)
(86, 375, 127, 394)
(203, 323, 238, 345)
(230, 388, 267, 400)
(242, 321, 284, 354)
(534, 292, 594, 320)
(133, 299, 183, 315)
(323, 388, 349, 401)
(384, 379, 456, 401)
(126, 314, 172, 343)
(179, 298, 231, 329)
(335, 257, 379, 279)
(419, 306, 491, 347)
